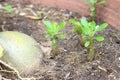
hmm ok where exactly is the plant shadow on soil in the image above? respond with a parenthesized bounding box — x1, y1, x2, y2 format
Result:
(0, 1, 120, 80)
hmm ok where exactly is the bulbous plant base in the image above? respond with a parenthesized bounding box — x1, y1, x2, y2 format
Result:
(0, 31, 43, 75)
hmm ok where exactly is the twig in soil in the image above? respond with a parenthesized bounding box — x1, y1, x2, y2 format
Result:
(23, 8, 37, 16)
(98, 66, 107, 72)
(23, 8, 43, 20)
(0, 69, 16, 73)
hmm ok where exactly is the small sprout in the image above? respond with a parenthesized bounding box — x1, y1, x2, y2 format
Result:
(85, 0, 107, 20)
(69, 19, 86, 46)
(44, 20, 66, 56)
(81, 17, 108, 61)
(69, 19, 82, 34)
(4, 4, 13, 14)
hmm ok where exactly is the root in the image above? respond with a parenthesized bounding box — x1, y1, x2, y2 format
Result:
(0, 60, 36, 80)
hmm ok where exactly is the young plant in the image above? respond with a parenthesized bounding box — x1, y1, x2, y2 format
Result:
(69, 19, 87, 46)
(85, 0, 107, 20)
(70, 17, 108, 61)
(3, 4, 13, 16)
(44, 21, 66, 56)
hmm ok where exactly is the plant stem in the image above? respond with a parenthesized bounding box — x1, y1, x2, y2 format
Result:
(80, 35, 86, 47)
(52, 39, 59, 56)
(80, 35, 85, 46)
(88, 36, 94, 61)
(91, 1, 97, 21)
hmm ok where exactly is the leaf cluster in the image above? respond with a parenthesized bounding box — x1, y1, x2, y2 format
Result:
(44, 21, 66, 44)
(70, 17, 108, 47)
(4, 4, 13, 14)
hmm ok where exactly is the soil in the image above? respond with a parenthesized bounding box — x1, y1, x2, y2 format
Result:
(0, 0, 120, 80)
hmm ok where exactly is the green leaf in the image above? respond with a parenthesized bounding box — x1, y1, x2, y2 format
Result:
(84, 41, 90, 47)
(89, 21, 96, 26)
(90, 0, 96, 4)
(47, 29, 53, 33)
(53, 23, 57, 32)
(74, 26, 82, 34)
(58, 34, 66, 39)
(52, 39, 57, 44)
(89, 21, 96, 31)
(4, 4, 13, 13)
(95, 23, 108, 32)
(81, 17, 88, 27)
(69, 19, 81, 26)
(90, 7, 96, 11)
(95, 36, 104, 42)
(57, 22, 66, 31)
(80, 18, 90, 35)
(82, 26, 90, 35)
(44, 21, 53, 29)
(80, 17, 90, 35)
(45, 34, 52, 38)
(98, 0, 106, 4)
(69, 19, 82, 34)
(85, 0, 95, 4)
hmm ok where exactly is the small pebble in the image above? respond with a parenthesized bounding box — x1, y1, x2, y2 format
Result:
(0, 4, 3, 9)
(118, 57, 120, 60)
(27, 4, 34, 8)
(19, 12, 26, 16)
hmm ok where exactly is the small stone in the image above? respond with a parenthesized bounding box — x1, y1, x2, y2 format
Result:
(19, 12, 26, 16)
(27, 4, 34, 8)
(118, 57, 120, 60)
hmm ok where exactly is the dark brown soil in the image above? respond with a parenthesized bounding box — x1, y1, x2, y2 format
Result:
(0, 0, 120, 80)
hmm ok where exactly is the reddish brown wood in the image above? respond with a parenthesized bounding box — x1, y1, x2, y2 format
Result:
(22, 0, 120, 31)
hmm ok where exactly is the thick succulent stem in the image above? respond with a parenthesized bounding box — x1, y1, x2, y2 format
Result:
(87, 37, 95, 61)
(80, 35, 86, 47)
(52, 39, 59, 56)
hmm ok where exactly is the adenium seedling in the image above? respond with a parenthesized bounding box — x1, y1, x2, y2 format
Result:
(70, 17, 108, 61)
(44, 20, 66, 55)
(4, 4, 13, 14)
(85, 0, 107, 20)
(81, 17, 108, 61)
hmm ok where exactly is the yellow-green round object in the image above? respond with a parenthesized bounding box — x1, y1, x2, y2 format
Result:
(0, 31, 43, 74)
(0, 45, 4, 58)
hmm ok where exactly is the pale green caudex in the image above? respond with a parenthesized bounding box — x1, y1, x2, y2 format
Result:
(44, 21, 66, 55)
(3, 4, 13, 14)
(0, 45, 4, 58)
(0, 31, 43, 74)
(85, 0, 107, 20)
(70, 17, 108, 61)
